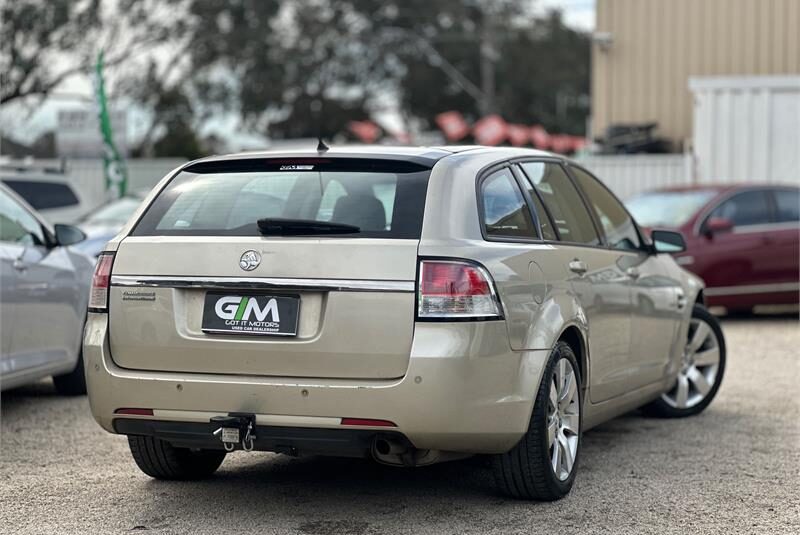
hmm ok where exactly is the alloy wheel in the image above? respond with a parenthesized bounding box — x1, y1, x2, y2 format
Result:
(662, 317, 721, 409)
(547, 358, 580, 481)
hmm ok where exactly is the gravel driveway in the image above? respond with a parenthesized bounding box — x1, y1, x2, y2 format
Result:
(2, 316, 798, 535)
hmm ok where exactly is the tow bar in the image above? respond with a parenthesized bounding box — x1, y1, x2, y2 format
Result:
(211, 414, 257, 452)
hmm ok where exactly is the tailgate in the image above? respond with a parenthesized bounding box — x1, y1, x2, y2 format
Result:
(108, 237, 418, 379)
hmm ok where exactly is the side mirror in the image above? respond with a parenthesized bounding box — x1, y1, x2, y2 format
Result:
(703, 217, 734, 237)
(54, 224, 87, 247)
(651, 229, 686, 254)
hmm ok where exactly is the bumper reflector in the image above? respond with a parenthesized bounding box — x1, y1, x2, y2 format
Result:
(340, 418, 397, 427)
(114, 408, 154, 416)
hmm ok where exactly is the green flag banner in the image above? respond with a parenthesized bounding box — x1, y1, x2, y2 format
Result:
(93, 51, 127, 198)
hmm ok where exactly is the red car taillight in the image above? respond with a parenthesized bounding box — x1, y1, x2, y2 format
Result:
(417, 260, 503, 320)
(89, 252, 115, 312)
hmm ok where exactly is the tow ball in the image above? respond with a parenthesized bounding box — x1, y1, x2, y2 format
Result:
(211, 414, 257, 452)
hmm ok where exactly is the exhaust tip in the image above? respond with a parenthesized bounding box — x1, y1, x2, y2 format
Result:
(374, 439, 392, 456)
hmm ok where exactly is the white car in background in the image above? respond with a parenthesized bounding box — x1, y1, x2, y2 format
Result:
(0, 182, 94, 394)
(73, 194, 146, 258)
(1, 164, 90, 224)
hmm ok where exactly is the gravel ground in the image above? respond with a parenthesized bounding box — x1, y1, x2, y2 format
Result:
(1, 315, 798, 535)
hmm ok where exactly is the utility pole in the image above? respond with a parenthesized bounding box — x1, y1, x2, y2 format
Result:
(479, 7, 498, 115)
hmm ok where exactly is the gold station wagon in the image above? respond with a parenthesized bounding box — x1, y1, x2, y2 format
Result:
(85, 146, 725, 500)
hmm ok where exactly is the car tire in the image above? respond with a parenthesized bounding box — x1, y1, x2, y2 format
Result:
(52, 349, 87, 396)
(492, 341, 582, 501)
(128, 436, 226, 480)
(643, 304, 726, 418)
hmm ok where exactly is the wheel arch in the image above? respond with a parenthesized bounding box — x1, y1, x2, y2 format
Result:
(556, 324, 589, 394)
(695, 289, 705, 307)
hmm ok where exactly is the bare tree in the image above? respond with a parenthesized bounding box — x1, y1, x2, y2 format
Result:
(1, 0, 183, 105)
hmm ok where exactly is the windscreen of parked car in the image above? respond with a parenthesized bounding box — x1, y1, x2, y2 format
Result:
(627, 190, 717, 228)
(132, 159, 430, 239)
(81, 197, 143, 226)
(1, 179, 80, 210)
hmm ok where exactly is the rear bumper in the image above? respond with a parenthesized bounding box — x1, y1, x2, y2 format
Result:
(84, 313, 549, 454)
(114, 418, 410, 458)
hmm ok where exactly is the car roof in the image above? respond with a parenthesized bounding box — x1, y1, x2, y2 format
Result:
(186, 145, 560, 168)
(647, 183, 798, 195)
(0, 173, 71, 183)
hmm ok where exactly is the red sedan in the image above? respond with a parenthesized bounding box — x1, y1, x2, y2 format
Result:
(628, 184, 799, 313)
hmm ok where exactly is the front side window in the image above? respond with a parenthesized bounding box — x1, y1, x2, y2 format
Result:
(571, 166, 641, 251)
(520, 162, 600, 246)
(0, 189, 46, 245)
(480, 169, 536, 239)
(707, 190, 771, 227)
(132, 160, 429, 239)
(1, 180, 80, 210)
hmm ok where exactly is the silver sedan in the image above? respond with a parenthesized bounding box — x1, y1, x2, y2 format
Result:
(0, 182, 94, 394)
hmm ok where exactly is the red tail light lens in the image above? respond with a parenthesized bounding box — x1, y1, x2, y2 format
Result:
(417, 260, 502, 319)
(114, 408, 154, 416)
(340, 418, 397, 427)
(89, 252, 115, 312)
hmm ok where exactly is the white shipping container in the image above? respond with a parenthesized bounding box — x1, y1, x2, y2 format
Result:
(690, 76, 800, 185)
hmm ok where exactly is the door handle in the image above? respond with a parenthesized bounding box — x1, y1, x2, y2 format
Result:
(626, 267, 641, 280)
(568, 259, 588, 275)
(12, 258, 28, 272)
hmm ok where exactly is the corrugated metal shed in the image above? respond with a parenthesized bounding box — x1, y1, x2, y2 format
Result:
(690, 75, 800, 183)
(592, 0, 800, 148)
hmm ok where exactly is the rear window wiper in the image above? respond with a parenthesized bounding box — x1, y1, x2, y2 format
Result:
(256, 218, 361, 236)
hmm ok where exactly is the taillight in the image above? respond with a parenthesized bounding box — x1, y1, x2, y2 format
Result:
(417, 260, 503, 319)
(89, 252, 115, 312)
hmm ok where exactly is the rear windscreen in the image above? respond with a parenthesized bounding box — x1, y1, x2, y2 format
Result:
(132, 159, 431, 239)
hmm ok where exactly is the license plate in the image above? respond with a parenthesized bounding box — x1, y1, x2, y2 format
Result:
(202, 292, 300, 336)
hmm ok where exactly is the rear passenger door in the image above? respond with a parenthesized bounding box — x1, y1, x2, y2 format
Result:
(766, 187, 800, 289)
(515, 161, 636, 403)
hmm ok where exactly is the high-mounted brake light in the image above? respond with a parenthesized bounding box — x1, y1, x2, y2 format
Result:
(89, 252, 115, 312)
(417, 260, 503, 319)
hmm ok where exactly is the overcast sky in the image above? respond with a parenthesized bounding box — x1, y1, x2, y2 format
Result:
(540, 0, 595, 30)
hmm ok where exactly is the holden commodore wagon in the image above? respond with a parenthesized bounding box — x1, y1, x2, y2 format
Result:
(84, 146, 725, 500)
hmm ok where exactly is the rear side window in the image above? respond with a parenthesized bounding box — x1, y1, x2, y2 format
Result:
(708, 190, 771, 227)
(480, 169, 536, 239)
(132, 159, 430, 239)
(1, 180, 80, 210)
(772, 188, 799, 222)
(570, 166, 641, 251)
(514, 164, 557, 241)
(520, 162, 600, 246)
